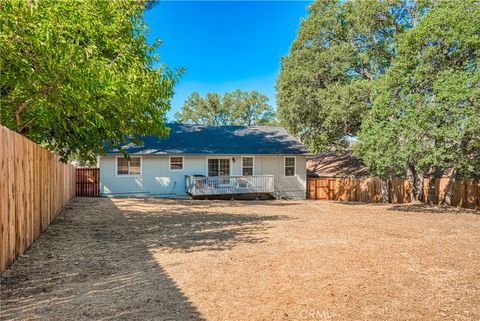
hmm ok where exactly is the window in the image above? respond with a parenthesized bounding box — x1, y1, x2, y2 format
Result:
(208, 159, 230, 176)
(117, 157, 141, 175)
(285, 157, 295, 176)
(242, 157, 254, 176)
(170, 156, 184, 171)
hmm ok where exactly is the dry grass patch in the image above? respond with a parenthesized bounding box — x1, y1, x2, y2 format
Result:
(1, 198, 479, 321)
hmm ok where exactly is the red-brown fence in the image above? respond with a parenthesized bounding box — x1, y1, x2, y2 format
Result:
(1, 126, 76, 273)
(307, 177, 480, 209)
(76, 168, 100, 197)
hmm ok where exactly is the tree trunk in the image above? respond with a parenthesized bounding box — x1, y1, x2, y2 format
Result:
(407, 164, 424, 203)
(380, 177, 390, 203)
(406, 166, 416, 202)
(15, 101, 29, 130)
(414, 171, 424, 203)
(442, 169, 457, 206)
(476, 179, 480, 210)
(427, 165, 437, 205)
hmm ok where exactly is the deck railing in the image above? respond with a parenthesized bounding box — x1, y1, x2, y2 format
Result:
(185, 175, 275, 196)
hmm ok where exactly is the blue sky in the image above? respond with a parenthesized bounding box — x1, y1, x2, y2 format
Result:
(144, 1, 311, 120)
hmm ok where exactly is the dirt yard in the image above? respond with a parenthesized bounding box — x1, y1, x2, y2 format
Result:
(1, 198, 479, 321)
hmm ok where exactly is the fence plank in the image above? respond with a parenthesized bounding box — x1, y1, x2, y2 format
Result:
(0, 126, 76, 273)
(0, 127, 7, 271)
(7, 128, 15, 267)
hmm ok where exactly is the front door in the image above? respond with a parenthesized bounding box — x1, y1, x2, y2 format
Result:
(208, 158, 230, 176)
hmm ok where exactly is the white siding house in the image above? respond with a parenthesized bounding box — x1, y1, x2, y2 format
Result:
(99, 124, 310, 199)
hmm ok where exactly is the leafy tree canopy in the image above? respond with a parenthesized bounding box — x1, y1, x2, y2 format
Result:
(174, 89, 277, 126)
(276, 0, 430, 152)
(0, 0, 181, 162)
(354, 0, 480, 179)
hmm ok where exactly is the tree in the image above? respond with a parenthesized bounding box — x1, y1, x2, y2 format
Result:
(227, 90, 276, 126)
(276, 0, 430, 152)
(354, 0, 480, 204)
(175, 92, 227, 126)
(0, 0, 180, 162)
(174, 90, 276, 126)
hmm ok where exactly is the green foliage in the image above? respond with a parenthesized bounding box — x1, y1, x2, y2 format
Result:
(276, 0, 430, 152)
(355, 0, 480, 179)
(0, 0, 181, 162)
(279, 0, 479, 181)
(174, 89, 276, 126)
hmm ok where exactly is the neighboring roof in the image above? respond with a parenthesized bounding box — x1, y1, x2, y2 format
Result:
(105, 123, 310, 155)
(308, 152, 464, 178)
(307, 152, 370, 178)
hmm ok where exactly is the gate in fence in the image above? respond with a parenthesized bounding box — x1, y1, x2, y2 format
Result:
(76, 168, 100, 197)
(307, 178, 336, 200)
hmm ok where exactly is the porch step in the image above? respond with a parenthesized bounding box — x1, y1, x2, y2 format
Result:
(273, 179, 285, 200)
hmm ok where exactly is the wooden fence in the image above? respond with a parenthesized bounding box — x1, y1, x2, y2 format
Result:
(307, 177, 480, 209)
(0, 126, 76, 273)
(76, 168, 100, 197)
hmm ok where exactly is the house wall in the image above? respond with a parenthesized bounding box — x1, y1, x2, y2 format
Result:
(255, 156, 307, 199)
(99, 155, 307, 199)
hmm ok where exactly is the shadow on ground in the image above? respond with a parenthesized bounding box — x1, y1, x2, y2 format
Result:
(328, 200, 479, 215)
(387, 203, 479, 215)
(0, 197, 286, 320)
(116, 198, 289, 253)
(141, 197, 306, 208)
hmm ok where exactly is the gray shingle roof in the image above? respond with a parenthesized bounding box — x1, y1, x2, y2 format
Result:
(106, 123, 310, 155)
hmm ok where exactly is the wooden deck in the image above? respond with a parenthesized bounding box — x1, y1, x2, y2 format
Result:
(185, 175, 275, 196)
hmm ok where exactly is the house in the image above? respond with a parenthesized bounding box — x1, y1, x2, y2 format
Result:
(307, 151, 463, 179)
(307, 152, 370, 178)
(99, 124, 310, 199)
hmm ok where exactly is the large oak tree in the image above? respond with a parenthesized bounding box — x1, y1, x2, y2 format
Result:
(276, 0, 429, 152)
(0, 0, 181, 162)
(355, 0, 480, 204)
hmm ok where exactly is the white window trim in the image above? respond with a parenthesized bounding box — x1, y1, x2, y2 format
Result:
(284, 156, 296, 177)
(115, 156, 142, 177)
(169, 156, 184, 171)
(241, 156, 255, 176)
(206, 157, 232, 176)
